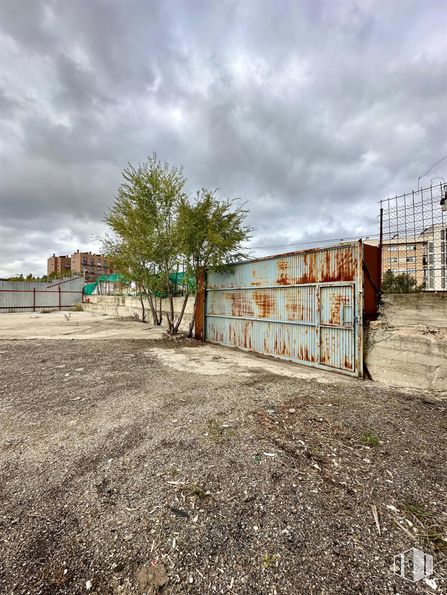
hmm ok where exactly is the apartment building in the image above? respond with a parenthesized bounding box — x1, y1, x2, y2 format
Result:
(70, 250, 112, 281)
(424, 224, 446, 291)
(381, 223, 446, 290)
(47, 254, 72, 277)
(381, 237, 426, 285)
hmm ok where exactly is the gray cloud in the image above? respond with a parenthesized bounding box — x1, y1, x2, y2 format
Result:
(0, 0, 446, 276)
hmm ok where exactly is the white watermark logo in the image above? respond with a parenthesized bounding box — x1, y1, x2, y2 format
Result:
(393, 547, 433, 583)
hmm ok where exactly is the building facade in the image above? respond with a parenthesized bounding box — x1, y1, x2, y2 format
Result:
(424, 224, 446, 291)
(381, 238, 426, 286)
(47, 254, 72, 277)
(381, 223, 446, 290)
(47, 251, 112, 281)
(70, 250, 112, 281)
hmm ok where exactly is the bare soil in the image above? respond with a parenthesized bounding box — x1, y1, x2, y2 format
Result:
(0, 335, 446, 594)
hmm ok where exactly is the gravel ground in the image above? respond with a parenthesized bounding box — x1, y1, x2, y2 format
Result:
(0, 336, 446, 594)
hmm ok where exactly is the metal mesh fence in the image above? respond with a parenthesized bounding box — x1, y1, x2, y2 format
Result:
(379, 182, 447, 291)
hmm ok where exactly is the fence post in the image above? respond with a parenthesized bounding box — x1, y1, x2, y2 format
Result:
(58, 285, 61, 310)
(378, 206, 383, 291)
(194, 267, 206, 341)
(33, 287, 36, 312)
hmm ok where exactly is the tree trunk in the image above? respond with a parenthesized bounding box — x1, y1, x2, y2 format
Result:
(173, 293, 189, 334)
(137, 286, 147, 323)
(187, 292, 199, 338)
(142, 285, 159, 325)
(165, 293, 174, 334)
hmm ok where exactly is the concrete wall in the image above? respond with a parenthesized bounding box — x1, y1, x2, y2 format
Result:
(82, 294, 194, 331)
(365, 293, 447, 392)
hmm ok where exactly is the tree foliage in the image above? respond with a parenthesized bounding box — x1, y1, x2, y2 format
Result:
(104, 155, 251, 334)
(381, 269, 424, 293)
(178, 189, 251, 335)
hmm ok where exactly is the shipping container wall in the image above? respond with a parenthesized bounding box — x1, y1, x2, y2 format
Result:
(204, 242, 365, 376)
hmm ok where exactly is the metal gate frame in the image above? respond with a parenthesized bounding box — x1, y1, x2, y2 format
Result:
(196, 241, 380, 378)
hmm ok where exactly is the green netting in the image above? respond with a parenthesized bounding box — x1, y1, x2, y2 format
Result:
(84, 274, 127, 295)
(83, 282, 97, 296)
(84, 272, 195, 296)
(96, 273, 125, 283)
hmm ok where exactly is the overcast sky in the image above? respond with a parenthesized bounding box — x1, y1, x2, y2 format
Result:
(1, 0, 446, 277)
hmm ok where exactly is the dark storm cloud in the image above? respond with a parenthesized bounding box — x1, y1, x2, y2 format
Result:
(0, 0, 446, 275)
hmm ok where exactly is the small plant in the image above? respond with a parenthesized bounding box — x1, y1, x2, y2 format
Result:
(262, 553, 278, 569)
(360, 430, 379, 447)
(205, 419, 234, 442)
(169, 466, 180, 478)
(72, 304, 83, 312)
(405, 500, 433, 521)
(404, 500, 446, 552)
(185, 483, 208, 499)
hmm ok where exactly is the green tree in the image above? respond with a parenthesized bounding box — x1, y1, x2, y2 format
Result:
(105, 156, 251, 335)
(103, 233, 164, 324)
(178, 189, 251, 336)
(105, 154, 186, 332)
(381, 269, 424, 293)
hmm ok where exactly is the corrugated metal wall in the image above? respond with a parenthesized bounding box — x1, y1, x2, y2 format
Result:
(204, 242, 364, 376)
(0, 277, 84, 312)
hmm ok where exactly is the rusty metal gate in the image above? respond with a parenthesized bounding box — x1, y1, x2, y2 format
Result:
(203, 241, 375, 377)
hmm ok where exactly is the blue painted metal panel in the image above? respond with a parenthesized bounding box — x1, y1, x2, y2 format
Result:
(205, 242, 363, 376)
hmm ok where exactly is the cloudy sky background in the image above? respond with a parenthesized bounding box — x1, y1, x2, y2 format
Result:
(0, 0, 446, 277)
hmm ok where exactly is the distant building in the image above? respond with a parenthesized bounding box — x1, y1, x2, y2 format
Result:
(70, 250, 112, 282)
(47, 254, 72, 277)
(423, 223, 446, 291)
(381, 236, 426, 286)
(381, 223, 446, 290)
(47, 251, 112, 282)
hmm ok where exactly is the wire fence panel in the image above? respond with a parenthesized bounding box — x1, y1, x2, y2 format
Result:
(379, 182, 447, 291)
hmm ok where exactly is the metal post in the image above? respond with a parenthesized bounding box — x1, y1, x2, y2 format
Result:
(58, 285, 61, 310)
(379, 206, 383, 291)
(33, 287, 36, 312)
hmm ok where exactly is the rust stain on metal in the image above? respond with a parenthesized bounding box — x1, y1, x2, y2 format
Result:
(226, 292, 254, 317)
(298, 345, 308, 361)
(344, 355, 352, 369)
(194, 267, 206, 340)
(329, 294, 349, 325)
(298, 252, 317, 283)
(321, 248, 355, 282)
(276, 259, 290, 285)
(253, 291, 275, 318)
(243, 320, 253, 350)
(285, 300, 305, 321)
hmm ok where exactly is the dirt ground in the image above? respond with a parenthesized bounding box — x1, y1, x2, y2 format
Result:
(0, 313, 446, 594)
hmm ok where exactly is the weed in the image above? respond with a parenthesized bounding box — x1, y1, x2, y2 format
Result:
(360, 430, 379, 447)
(206, 419, 234, 442)
(262, 553, 278, 569)
(309, 446, 324, 457)
(72, 304, 83, 312)
(405, 500, 433, 521)
(404, 500, 446, 552)
(169, 466, 180, 478)
(184, 483, 208, 500)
